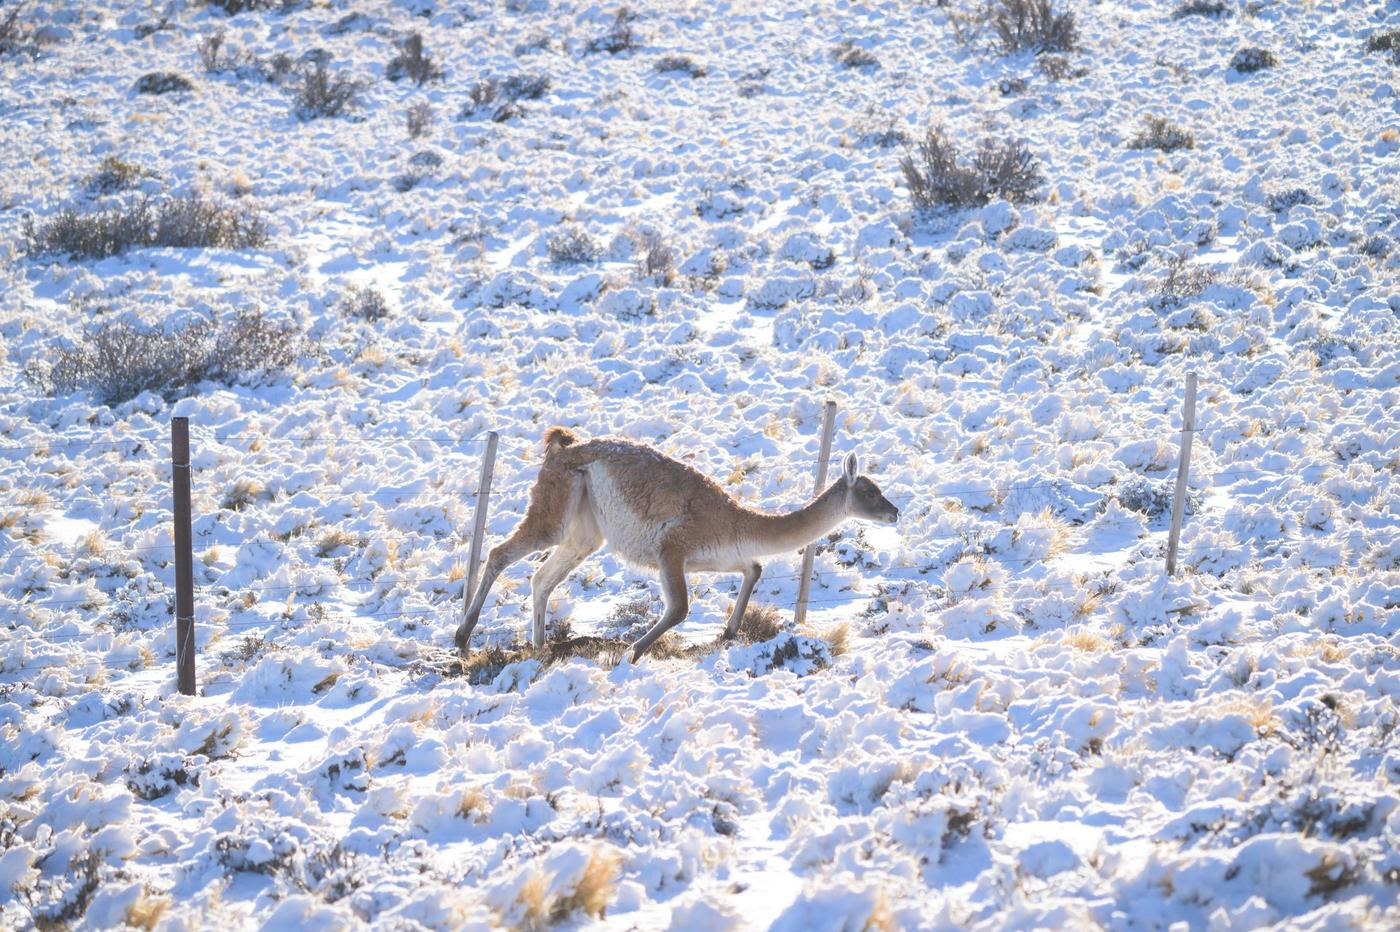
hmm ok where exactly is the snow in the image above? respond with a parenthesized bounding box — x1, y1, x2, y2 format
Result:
(2, 0, 1400, 927)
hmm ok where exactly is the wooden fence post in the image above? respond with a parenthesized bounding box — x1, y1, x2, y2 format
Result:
(171, 417, 196, 696)
(1166, 372, 1198, 577)
(794, 401, 838, 628)
(464, 431, 499, 620)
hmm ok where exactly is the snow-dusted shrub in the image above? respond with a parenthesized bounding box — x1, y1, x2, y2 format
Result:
(405, 100, 433, 138)
(547, 226, 600, 265)
(25, 850, 104, 928)
(86, 155, 153, 194)
(387, 32, 442, 85)
(833, 39, 879, 69)
(28, 310, 308, 405)
(294, 59, 362, 120)
(1153, 252, 1217, 307)
(1230, 46, 1276, 73)
(993, 0, 1079, 55)
(134, 71, 193, 95)
(197, 30, 239, 72)
(1365, 30, 1400, 60)
(655, 54, 706, 77)
(0, 5, 40, 59)
(23, 193, 266, 259)
(1173, 0, 1230, 17)
(587, 7, 641, 55)
(1129, 115, 1195, 151)
(204, 0, 281, 13)
(1265, 187, 1313, 212)
(901, 126, 1043, 210)
(633, 228, 676, 283)
(340, 284, 391, 320)
(124, 753, 201, 800)
(464, 73, 550, 121)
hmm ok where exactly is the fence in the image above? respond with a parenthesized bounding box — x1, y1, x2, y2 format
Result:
(4, 370, 1326, 694)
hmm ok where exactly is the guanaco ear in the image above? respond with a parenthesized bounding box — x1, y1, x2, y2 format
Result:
(842, 452, 859, 485)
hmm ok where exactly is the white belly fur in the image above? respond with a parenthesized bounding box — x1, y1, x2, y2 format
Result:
(583, 464, 671, 569)
(583, 463, 752, 573)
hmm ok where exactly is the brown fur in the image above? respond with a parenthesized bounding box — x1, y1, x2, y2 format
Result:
(455, 429, 899, 661)
(543, 425, 578, 456)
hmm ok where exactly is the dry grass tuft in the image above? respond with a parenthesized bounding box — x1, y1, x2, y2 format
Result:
(1064, 628, 1110, 652)
(820, 620, 850, 657)
(735, 602, 784, 643)
(456, 786, 488, 821)
(221, 477, 266, 512)
(314, 528, 361, 558)
(124, 891, 171, 930)
(559, 848, 622, 920)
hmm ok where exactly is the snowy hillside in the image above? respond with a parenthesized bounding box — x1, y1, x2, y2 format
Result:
(2, 0, 1398, 927)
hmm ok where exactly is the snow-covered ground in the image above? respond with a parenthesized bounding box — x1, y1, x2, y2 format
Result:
(2, 0, 1399, 927)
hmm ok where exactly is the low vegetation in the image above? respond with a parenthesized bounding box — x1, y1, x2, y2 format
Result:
(294, 59, 362, 120)
(1129, 116, 1195, 151)
(1172, 0, 1230, 17)
(587, 7, 641, 55)
(28, 310, 310, 406)
(1230, 46, 1276, 73)
(23, 193, 267, 259)
(387, 32, 441, 85)
(901, 125, 1043, 209)
(993, 0, 1079, 55)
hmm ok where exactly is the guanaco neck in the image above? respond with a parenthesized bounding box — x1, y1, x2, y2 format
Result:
(741, 480, 849, 555)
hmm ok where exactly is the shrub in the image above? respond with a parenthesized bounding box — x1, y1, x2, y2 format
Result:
(24, 193, 267, 259)
(1038, 53, 1079, 80)
(654, 54, 706, 77)
(901, 125, 1043, 209)
(1172, 0, 1230, 17)
(634, 230, 675, 283)
(833, 40, 879, 69)
(1365, 30, 1400, 61)
(29, 310, 309, 406)
(294, 59, 362, 120)
(406, 101, 433, 138)
(204, 0, 280, 13)
(587, 7, 640, 55)
(197, 30, 240, 72)
(340, 285, 391, 320)
(387, 32, 441, 85)
(993, 0, 1079, 55)
(463, 74, 549, 121)
(1230, 46, 1276, 73)
(134, 72, 194, 94)
(547, 226, 599, 265)
(1129, 116, 1195, 151)
(1266, 187, 1313, 212)
(1153, 252, 1217, 307)
(0, 4, 39, 58)
(87, 156, 154, 194)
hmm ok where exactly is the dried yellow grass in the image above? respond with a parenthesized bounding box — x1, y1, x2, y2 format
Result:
(15, 488, 50, 507)
(1065, 629, 1110, 652)
(221, 477, 266, 512)
(124, 891, 171, 930)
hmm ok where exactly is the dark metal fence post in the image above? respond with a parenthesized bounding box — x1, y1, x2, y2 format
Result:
(171, 417, 195, 696)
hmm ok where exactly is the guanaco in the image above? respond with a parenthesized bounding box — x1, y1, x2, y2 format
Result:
(456, 427, 899, 661)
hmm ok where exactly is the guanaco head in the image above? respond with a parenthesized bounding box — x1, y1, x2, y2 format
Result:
(841, 453, 899, 524)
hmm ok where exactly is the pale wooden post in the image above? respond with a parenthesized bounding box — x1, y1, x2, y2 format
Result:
(464, 431, 499, 621)
(794, 401, 838, 627)
(1166, 372, 1198, 576)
